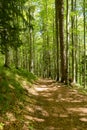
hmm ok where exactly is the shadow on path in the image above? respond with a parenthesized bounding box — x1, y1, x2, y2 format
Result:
(2, 79, 87, 130)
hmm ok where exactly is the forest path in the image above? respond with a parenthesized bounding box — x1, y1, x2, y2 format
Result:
(3, 79, 87, 130)
(23, 79, 87, 130)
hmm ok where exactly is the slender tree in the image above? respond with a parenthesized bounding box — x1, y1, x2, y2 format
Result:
(57, 0, 66, 82)
(83, 0, 86, 88)
(66, 0, 70, 84)
(55, 0, 60, 81)
(71, 0, 76, 83)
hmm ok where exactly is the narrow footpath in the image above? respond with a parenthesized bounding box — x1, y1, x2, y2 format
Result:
(4, 79, 87, 130)
(24, 79, 87, 130)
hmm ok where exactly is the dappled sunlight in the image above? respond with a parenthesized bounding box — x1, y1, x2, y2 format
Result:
(15, 74, 26, 84)
(9, 84, 15, 89)
(1, 78, 87, 130)
(22, 80, 27, 86)
(37, 84, 47, 88)
(35, 87, 48, 92)
(68, 107, 87, 114)
(59, 97, 83, 102)
(47, 98, 54, 101)
(3, 83, 87, 129)
(25, 106, 34, 113)
(69, 89, 78, 94)
(45, 126, 60, 130)
(57, 85, 61, 88)
(70, 99, 85, 103)
(33, 117, 45, 122)
(59, 114, 68, 118)
(29, 88, 39, 96)
(79, 117, 87, 122)
(39, 92, 53, 98)
(34, 105, 49, 117)
(21, 80, 39, 96)
(24, 115, 45, 122)
(37, 79, 55, 85)
(15, 74, 20, 80)
(22, 80, 30, 90)
(27, 79, 87, 129)
(6, 112, 16, 122)
(24, 115, 34, 120)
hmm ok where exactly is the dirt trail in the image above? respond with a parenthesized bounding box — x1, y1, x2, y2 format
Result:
(3, 79, 87, 130)
(23, 79, 87, 130)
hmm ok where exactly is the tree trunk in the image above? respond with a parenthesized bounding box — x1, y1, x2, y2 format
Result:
(57, 0, 66, 82)
(66, 0, 69, 85)
(55, 0, 60, 81)
(71, 0, 76, 83)
(83, 0, 86, 88)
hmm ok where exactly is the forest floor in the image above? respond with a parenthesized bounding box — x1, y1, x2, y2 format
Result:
(0, 77, 87, 130)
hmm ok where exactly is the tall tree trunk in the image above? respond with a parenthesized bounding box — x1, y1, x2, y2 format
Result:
(55, 0, 60, 81)
(52, 12, 57, 79)
(83, 0, 86, 88)
(71, 0, 76, 83)
(46, 0, 51, 78)
(66, 0, 69, 84)
(74, 0, 78, 83)
(28, 7, 33, 73)
(58, 0, 66, 82)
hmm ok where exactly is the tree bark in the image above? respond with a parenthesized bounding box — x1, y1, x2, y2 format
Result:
(83, 0, 86, 88)
(66, 0, 69, 85)
(57, 0, 66, 82)
(55, 0, 60, 81)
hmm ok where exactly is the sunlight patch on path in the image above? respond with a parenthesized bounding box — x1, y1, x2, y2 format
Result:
(6, 112, 16, 122)
(68, 107, 87, 114)
(22, 79, 87, 130)
(80, 118, 87, 122)
(24, 115, 45, 122)
(35, 87, 48, 92)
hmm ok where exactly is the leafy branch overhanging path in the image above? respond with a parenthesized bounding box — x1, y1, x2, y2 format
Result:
(4, 79, 87, 130)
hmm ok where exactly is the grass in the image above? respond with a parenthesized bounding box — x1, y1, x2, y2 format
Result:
(0, 65, 37, 129)
(0, 122, 4, 130)
(0, 66, 37, 113)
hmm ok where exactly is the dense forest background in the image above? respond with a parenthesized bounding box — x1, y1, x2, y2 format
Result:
(0, 0, 87, 87)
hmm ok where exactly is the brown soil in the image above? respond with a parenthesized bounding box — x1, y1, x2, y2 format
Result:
(1, 79, 87, 130)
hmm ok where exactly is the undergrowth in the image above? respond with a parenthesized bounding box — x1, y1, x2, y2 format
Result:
(0, 66, 37, 113)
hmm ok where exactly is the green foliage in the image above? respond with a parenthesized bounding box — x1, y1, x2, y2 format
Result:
(0, 0, 32, 54)
(12, 68, 37, 82)
(0, 122, 4, 130)
(28, 124, 34, 130)
(0, 66, 37, 113)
